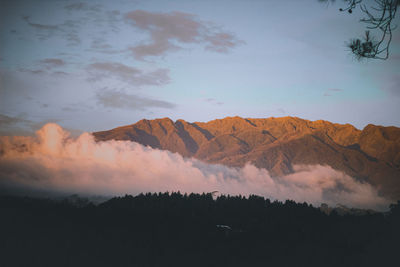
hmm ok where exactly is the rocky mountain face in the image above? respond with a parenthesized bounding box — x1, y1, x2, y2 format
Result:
(93, 116, 400, 200)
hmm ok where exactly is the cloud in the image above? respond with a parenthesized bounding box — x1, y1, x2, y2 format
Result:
(64, 2, 101, 12)
(87, 62, 170, 86)
(17, 68, 45, 75)
(96, 88, 176, 111)
(16, 59, 67, 75)
(204, 32, 240, 53)
(64, 2, 87, 11)
(88, 37, 124, 54)
(39, 58, 65, 68)
(61, 102, 94, 113)
(21, 4, 121, 47)
(0, 123, 391, 210)
(22, 16, 59, 30)
(124, 10, 243, 59)
(204, 98, 223, 106)
(323, 88, 343, 96)
(90, 38, 112, 50)
(0, 114, 30, 127)
(22, 14, 81, 45)
(0, 114, 35, 136)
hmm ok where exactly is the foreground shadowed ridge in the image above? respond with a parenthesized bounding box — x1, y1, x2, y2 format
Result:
(1, 193, 399, 267)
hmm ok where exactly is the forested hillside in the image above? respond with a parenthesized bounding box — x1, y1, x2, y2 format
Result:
(1, 193, 399, 267)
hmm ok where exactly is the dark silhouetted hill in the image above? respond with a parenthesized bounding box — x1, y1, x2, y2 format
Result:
(1, 194, 399, 267)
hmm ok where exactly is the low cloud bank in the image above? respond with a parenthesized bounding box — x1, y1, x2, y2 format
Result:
(0, 123, 390, 210)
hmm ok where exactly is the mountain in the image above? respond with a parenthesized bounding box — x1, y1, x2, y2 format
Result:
(93, 116, 400, 200)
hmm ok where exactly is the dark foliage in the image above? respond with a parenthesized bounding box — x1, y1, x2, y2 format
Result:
(319, 0, 399, 60)
(0, 193, 399, 267)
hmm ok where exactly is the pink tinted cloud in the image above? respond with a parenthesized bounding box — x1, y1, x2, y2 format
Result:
(0, 123, 390, 210)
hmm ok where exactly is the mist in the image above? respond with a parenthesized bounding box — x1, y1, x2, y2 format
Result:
(0, 123, 391, 210)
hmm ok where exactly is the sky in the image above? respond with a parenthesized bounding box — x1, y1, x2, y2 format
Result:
(1, 0, 400, 135)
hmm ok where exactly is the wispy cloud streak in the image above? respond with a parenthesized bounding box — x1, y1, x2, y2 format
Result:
(96, 88, 175, 110)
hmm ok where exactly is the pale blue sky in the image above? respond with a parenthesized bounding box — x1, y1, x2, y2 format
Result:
(1, 0, 399, 135)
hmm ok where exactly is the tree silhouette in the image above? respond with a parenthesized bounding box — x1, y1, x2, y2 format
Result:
(0, 193, 399, 267)
(319, 0, 399, 60)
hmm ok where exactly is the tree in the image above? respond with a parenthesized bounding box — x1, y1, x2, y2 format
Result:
(319, 0, 399, 60)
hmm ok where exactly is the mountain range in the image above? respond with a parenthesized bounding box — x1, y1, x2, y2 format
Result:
(93, 116, 400, 200)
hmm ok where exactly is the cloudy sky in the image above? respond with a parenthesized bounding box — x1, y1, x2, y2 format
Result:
(1, 0, 399, 135)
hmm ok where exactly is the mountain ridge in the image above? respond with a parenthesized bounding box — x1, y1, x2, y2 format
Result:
(93, 116, 400, 200)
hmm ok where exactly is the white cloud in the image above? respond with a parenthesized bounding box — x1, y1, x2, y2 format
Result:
(0, 123, 390, 210)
